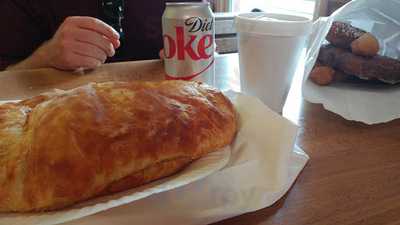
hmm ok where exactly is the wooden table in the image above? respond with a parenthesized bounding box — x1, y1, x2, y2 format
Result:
(1, 54, 399, 225)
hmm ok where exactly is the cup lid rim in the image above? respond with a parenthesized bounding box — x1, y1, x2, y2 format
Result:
(237, 12, 312, 23)
(235, 12, 312, 37)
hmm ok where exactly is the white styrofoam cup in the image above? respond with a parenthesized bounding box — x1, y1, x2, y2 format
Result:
(236, 12, 312, 113)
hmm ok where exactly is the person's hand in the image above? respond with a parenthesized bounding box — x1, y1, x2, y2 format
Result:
(31, 16, 120, 70)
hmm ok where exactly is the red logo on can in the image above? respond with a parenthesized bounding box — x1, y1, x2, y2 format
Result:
(163, 17, 215, 80)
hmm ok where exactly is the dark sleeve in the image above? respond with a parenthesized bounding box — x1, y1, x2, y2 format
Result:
(0, 0, 49, 70)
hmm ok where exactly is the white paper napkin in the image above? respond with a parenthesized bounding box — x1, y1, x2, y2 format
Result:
(63, 92, 308, 225)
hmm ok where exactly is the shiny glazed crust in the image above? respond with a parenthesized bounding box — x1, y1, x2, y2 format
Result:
(0, 81, 237, 212)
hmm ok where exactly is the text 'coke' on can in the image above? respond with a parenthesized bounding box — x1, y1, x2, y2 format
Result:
(162, 2, 215, 85)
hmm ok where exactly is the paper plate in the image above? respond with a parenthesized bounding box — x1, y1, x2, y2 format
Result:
(0, 147, 231, 225)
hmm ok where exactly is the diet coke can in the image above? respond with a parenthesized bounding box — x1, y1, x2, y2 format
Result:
(162, 2, 215, 85)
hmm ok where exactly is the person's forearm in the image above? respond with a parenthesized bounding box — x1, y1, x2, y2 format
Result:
(6, 42, 50, 71)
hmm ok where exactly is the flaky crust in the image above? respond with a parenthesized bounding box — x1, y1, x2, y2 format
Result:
(0, 81, 237, 212)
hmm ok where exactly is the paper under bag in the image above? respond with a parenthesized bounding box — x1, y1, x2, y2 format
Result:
(303, 0, 400, 124)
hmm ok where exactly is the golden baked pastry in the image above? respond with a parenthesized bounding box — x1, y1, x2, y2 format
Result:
(0, 80, 237, 212)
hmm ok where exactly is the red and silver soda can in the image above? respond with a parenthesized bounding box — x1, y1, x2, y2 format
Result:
(162, 2, 215, 85)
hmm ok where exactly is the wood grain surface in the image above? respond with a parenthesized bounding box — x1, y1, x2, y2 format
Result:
(1, 54, 399, 225)
(0, 60, 164, 101)
(214, 101, 400, 225)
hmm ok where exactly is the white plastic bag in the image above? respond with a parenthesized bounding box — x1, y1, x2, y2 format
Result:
(303, 0, 400, 124)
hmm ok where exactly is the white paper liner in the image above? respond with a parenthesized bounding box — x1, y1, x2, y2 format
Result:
(0, 91, 308, 225)
(303, 0, 400, 124)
